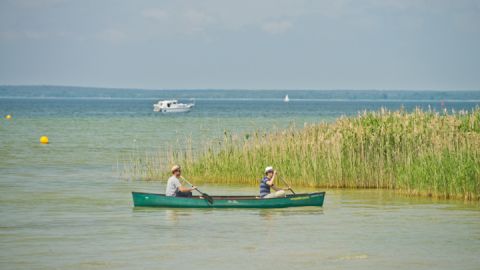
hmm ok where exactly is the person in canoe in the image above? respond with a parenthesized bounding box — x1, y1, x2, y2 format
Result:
(166, 165, 197, 197)
(260, 166, 288, 199)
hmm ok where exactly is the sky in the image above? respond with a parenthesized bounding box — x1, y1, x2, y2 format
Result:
(0, 0, 479, 90)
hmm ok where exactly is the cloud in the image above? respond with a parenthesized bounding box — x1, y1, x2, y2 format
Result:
(142, 8, 168, 20)
(9, 0, 67, 8)
(183, 9, 215, 33)
(97, 29, 127, 43)
(140, 8, 215, 35)
(261, 21, 293, 34)
(0, 31, 22, 41)
(0, 30, 49, 40)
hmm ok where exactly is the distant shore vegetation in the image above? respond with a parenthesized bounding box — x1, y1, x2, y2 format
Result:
(124, 107, 480, 200)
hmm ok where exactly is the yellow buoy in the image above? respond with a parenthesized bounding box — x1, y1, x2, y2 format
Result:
(5, 114, 12, 120)
(40, 136, 49, 144)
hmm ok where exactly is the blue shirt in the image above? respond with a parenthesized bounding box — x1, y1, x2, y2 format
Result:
(259, 176, 271, 197)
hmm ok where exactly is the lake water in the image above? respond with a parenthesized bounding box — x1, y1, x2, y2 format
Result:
(1, 86, 479, 269)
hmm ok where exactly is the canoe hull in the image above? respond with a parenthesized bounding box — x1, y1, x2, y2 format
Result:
(132, 192, 325, 208)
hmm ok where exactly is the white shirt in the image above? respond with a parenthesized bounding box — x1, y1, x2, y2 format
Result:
(165, 176, 182, 196)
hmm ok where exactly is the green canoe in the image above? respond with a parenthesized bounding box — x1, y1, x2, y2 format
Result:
(132, 191, 325, 208)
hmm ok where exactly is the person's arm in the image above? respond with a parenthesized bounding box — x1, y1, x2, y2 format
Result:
(271, 185, 282, 191)
(178, 185, 195, 192)
(176, 178, 196, 192)
(268, 172, 287, 191)
(266, 171, 277, 187)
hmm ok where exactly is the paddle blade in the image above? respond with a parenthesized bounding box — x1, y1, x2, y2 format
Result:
(193, 187, 214, 204)
(203, 193, 214, 204)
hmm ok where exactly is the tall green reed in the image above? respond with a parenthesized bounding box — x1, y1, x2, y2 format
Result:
(124, 107, 480, 200)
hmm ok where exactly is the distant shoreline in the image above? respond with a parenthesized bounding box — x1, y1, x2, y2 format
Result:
(2, 96, 480, 103)
(1, 84, 480, 92)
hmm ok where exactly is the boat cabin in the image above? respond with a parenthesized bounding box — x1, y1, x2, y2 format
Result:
(157, 100, 178, 108)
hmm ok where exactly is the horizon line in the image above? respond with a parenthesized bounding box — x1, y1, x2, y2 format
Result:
(1, 84, 480, 92)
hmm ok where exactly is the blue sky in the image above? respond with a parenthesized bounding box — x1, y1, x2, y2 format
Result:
(0, 0, 479, 90)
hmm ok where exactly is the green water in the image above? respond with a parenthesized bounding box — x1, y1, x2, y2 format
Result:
(2, 179, 479, 269)
(1, 92, 480, 269)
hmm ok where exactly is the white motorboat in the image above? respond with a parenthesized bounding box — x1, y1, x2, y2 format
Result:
(284, 95, 290, 102)
(153, 100, 194, 113)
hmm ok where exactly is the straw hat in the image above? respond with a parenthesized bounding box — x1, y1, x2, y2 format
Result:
(171, 165, 181, 173)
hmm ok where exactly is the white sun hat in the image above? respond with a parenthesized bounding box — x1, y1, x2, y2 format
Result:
(265, 166, 274, 173)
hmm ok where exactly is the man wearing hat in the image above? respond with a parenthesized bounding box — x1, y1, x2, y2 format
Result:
(165, 165, 196, 197)
(259, 166, 288, 199)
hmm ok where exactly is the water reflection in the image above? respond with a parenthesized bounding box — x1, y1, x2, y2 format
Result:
(257, 209, 275, 221)
(164, 209, 181, 224)
(256, 208, 324, 220)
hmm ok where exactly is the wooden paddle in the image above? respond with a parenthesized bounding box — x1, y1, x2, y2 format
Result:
(280, 176, 296, 195)
(180, 177, 214, 204)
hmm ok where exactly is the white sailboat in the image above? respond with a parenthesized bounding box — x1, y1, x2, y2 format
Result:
(284, 95, 290, 102)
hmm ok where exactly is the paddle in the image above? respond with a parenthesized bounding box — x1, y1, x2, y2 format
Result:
(280, 176, 296, 195)
(180, 177, 214, 204)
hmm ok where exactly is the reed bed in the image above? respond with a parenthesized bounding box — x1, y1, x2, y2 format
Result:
(124, 107, 480, 200)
